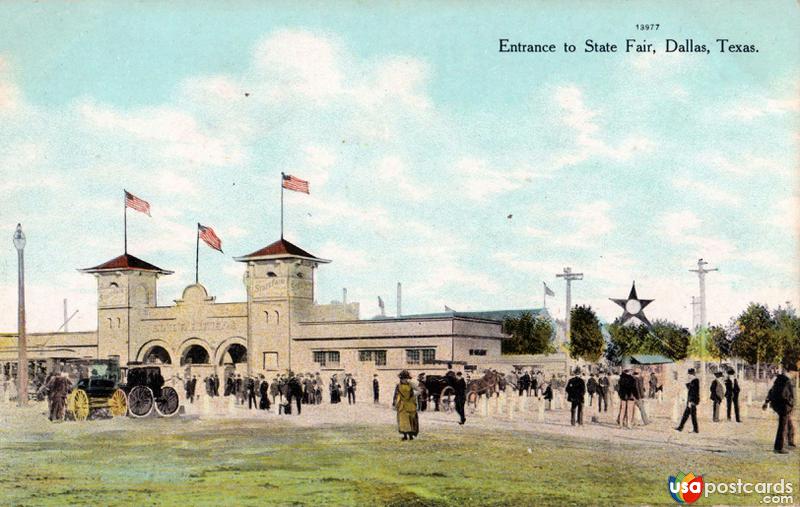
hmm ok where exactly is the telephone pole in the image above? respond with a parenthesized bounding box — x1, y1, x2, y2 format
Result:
(556, 267, 583, 342)
(689, 258, 718, 329)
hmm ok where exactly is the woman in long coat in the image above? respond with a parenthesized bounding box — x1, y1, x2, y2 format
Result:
(393, 370, 419, 441)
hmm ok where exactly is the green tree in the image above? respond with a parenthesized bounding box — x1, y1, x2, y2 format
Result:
(772, 305, 800, 370)
(650, 320, 691, 361)
(568, 305, 604, 362)
(709, 324, 730, 362)
(605, 319, 648, 364)
(731, 303, 776, 378)
(501, 312, 556, 355)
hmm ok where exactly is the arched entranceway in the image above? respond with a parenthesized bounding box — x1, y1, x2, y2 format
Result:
(181, 345, 210, 366)
(142, 345, 172, 365)
(219, 343, 247, 366)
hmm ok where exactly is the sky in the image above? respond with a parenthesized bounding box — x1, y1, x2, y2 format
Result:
(0, 1, 798, 333)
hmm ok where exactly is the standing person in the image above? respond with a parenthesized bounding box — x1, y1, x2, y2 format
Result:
(330, 374, 341, 404)
(598, 371, 609, 412)
(454, 371, 467, 425)
(675, 368, 700, 433)
(345, 373, 357, 405)
(46, 371, 71, 421)
(633, 370, 650, 426)
(710, 371, 724, 422)
(586, 373, 598, 405)
(393, 370, 419, 441)
(373, 374, 380, 404)
(224, 374, 234, 396)
(648, 371, 659, 398)
(235, 374, 244, 405)
(270, 376, 280, 406)
(566, 367, 586, 426)
(531, 371, 539, 398)
(617, 368, 635, 428)
(725, 368, 741, 422)
(247, 376, 257, 410)
(205, 376, 213, 397)
(543, 382, 553, 410)
(288, 372, 303, 415)
(762, 367, 796, 454)
(258, 375, 270, 410)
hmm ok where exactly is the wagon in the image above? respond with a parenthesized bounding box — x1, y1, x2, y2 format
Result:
(63, 359, 180, 420)
(123, 364, 180, 418)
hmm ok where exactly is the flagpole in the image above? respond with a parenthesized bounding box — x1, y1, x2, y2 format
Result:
(280, 173, 284, 239)
(195, 223, 200, 285)
(543, 282, 546, 309)
(123, 190, 128, 254)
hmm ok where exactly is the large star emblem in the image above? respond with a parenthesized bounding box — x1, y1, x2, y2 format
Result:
(610, 282, 654, 327)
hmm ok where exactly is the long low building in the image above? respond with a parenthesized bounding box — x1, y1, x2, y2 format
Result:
(0, 238, 557, 400)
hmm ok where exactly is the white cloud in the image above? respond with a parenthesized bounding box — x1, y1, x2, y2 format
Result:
(696, 151, 791, 178)
(375, 156, 430, 201)
(554, 200, 615, 247)
(672, 175, 740, 206)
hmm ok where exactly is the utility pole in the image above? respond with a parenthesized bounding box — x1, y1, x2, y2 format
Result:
(556, 267, 583, 343)
(690, 296, 701, 332)
(13, 224, 27, 406)
(690, 258, 718, 385)
(689, 258, 718, 330)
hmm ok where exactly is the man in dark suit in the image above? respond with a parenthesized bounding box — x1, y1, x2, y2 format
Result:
(258, 375, 270, 410)
(598, 371, 609, 412)
(566, 367, 586, 426)
(288, 372, 303, 415)
(373, 374, 380, 404)
(345, 374, 357, 405)
(246, 376, 257, 409)
(710, 371, 724, 422)
(725, 369, 741, 422)
(454, 371, 467, 425)
(763, 367, 796, 454)
(676, 368, 700, 433)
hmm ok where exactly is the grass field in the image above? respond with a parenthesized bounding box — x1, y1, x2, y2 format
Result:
(0, 406, 797, 506)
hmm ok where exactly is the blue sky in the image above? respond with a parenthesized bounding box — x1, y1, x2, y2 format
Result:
(1, 1, 798, 332)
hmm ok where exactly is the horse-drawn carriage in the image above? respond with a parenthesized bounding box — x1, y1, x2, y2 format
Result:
(63, 359, 180, 420)
(416, 370, 505, 413)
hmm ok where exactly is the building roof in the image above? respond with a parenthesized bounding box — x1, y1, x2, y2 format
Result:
(627, 354, 673, 365)
(375, 308, 549, 323)
(234, 238, 330, 263)
(78, 253, 173, 275)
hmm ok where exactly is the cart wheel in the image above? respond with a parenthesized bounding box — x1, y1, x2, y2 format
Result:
(155, 386, 180, 417)
(67, 389, 90, 421)
(440, 386, 455, 413)
(128, 385, 154, 418)
(108, 388, 128, 417)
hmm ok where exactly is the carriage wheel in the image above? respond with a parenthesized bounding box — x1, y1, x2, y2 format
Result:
(155, 386, 180, 417)
(108, 389, 128, 417)
(440, 386, 455, 413)
(67, 389, 90, 421)
(127, 385, 154, 418)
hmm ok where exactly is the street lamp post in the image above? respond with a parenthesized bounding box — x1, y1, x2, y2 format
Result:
(13, 224, 27, 406)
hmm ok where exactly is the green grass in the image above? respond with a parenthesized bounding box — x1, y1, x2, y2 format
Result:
(0, 415, 797, 506)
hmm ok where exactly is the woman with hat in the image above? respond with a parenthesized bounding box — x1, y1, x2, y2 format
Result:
(393, 370, 419, 441)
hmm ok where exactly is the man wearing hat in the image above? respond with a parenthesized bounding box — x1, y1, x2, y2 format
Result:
(373, 374, 380, 404)
(725, 368, 741, 422)
(566, 367, 586, 426)
(710, 371, 725, 422)
(454, 371, 467, 425)
(676, 368, 700, 433)
(344, 373, 357, 405)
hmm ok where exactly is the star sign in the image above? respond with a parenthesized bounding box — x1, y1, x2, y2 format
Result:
(610, 282, 654, 327)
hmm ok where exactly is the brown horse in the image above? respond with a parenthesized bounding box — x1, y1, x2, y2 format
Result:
(466, 370, 502, 405)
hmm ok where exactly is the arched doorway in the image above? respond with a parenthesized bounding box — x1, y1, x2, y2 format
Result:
(142, 346, 172, 365)
(219, 343, 247, 366)
(181, 345, 210, 366)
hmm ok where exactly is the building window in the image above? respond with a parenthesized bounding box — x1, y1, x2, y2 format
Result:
(469, 349, 487, 356)
(422, 349, 436, 364)
(267, 272, 277, 277)
(313, 351, 340, 367)
(406, 349, 420, 365)
(359, 350, 387, 366)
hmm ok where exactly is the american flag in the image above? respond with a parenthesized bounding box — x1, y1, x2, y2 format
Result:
(198, 224, 223, 253)
(124, 190, 151, 216)
(282, 173, 310, 194)
(544, 282, 555, 297)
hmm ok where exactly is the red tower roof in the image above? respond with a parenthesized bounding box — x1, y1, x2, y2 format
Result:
(78, 253, 173, 275)
(234, 238, 330, 263)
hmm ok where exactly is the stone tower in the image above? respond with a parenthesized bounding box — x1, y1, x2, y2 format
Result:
(234, 239, 330, 373)
(79, 253, 172, 364)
